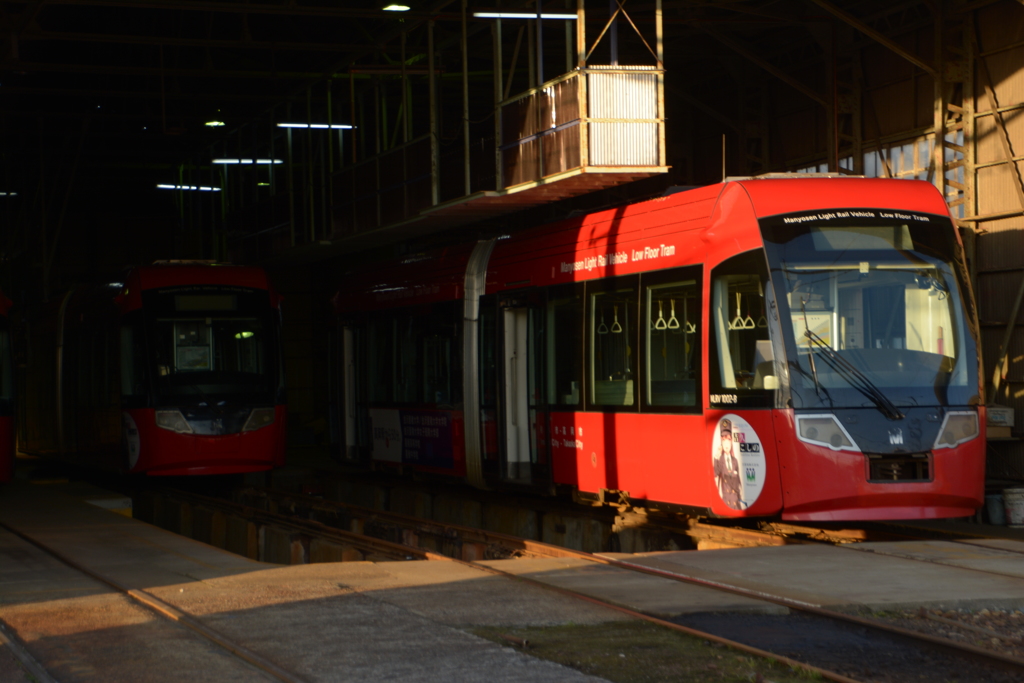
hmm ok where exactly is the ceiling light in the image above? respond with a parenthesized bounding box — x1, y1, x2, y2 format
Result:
(157, 184, 222, 192)
(211, 159, 283, 165)
(0, 192, 18, 197)
(205, 120, 226, 127)
(473, 12, 577, 19)
(383, 4, 410, 10)
(277, 123, 354, 129)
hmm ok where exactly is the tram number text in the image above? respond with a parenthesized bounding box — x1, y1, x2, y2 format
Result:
(711, 394, 737, 404)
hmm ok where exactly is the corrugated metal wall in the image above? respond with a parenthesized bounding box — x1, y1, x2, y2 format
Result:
(967, 4, 1024, 477)
(587, 66, 660, 166)
(750, 2, 1024, 478)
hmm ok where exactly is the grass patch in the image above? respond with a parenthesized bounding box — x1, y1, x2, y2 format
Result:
(472, 620, 821, 682)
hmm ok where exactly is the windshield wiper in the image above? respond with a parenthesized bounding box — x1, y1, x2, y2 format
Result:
(800, 325, 905, 421)
(799, 299, 822, 397)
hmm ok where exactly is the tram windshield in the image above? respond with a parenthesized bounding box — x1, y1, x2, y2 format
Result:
(123, 287, 281, 404)
(761, 210, 980, 410)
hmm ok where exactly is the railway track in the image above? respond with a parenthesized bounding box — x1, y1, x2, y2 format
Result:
(244, 467, 959, 550)
(136, 486, 1024, 683)
(0, 518, 308, 683)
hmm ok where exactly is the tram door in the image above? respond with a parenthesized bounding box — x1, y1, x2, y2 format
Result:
(707, 250, 783, 515)
(498, 298, 543, 483)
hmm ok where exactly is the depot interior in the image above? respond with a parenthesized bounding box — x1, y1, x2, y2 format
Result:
(3, 0, 1024, 483)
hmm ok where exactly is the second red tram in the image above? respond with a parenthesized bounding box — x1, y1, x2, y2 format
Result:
(0, 289, 14, 483)
(333, 177, 985, 521)
(19, 262, 287, 475)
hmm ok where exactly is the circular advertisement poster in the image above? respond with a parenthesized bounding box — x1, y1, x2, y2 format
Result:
(711, 414, 766, 510)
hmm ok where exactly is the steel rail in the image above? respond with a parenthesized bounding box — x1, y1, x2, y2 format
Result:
(0, 519, 309, 683)
(198, 497, 443, 562)
(236, 486, 812, 553)
(222, 486, 1024, 677)
(233, 486, 602, 559)
(457, 555, 867, 683)
(599, 553, 1024, 675)
(153, 488, 866, 683)
(0, 622, 58, 683)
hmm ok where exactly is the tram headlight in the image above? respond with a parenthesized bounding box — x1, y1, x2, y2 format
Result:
(796, 414, 859, 452)
(242, 408, 276, 432)
(155, 410, 193, 434)
(933, 411, 979, 450)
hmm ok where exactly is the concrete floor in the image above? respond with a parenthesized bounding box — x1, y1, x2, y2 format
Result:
(4, 471, 1024, 682)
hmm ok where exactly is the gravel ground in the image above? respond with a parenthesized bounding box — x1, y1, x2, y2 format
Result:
(867, 607, 1024, 660)
(671, 611, 1024, 683)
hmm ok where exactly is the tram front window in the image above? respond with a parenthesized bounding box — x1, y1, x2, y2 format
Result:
(152, 317, 271, 398)
(130, 286, 284, 403)
(762, 213, 979, 409)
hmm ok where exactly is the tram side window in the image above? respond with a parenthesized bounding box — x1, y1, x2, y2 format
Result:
(710, 251, 775, 405)
(365, 302, 461, 407)
(77, 325, 106, 409)
(589, 280, 638, 407)
(76, 327, 89, 406)
(0, 328, 10, 401)
(120, 316, 149, 401)
(645, 276, 700, 408)
(367, 317, 394, 402)
(479, 297, 499, 463)
(85, 326, 110, 409)
(546, 286, 582, 408)
(422, 301, 459, 406)
(104, 326, 118, 408)
(394, 314, 419, 403)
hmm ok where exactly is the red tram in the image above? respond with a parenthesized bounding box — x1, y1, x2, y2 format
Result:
(19, 262, 287, 475)
(333, 177, 985, 521)
(0, 290, 13, 483)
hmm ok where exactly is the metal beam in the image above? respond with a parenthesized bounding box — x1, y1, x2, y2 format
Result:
(21, 31, 382, 53)
(976, 41, 1024, 215)
(0, 87, 301, 102)
(462, 0, 470, 195)
(933, 2, 945, 199)
(10, 0, 49, 36)
(5, 61, 342, 80)
(697, 24, 827, 108)
(32, 0, 438, 20)
(807, 0, 937, 76)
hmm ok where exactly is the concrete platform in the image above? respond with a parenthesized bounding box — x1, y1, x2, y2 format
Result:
(603, 540, 1024, 612)
(5, 476, 1024, 682)
(0, 480, 618, 683)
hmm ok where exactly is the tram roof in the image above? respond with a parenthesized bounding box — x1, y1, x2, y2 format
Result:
(336, 177, 952, 312)
(130, 262, 276, 292)
(725, 176, 949, 219)
(115, 262, 281, 313)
